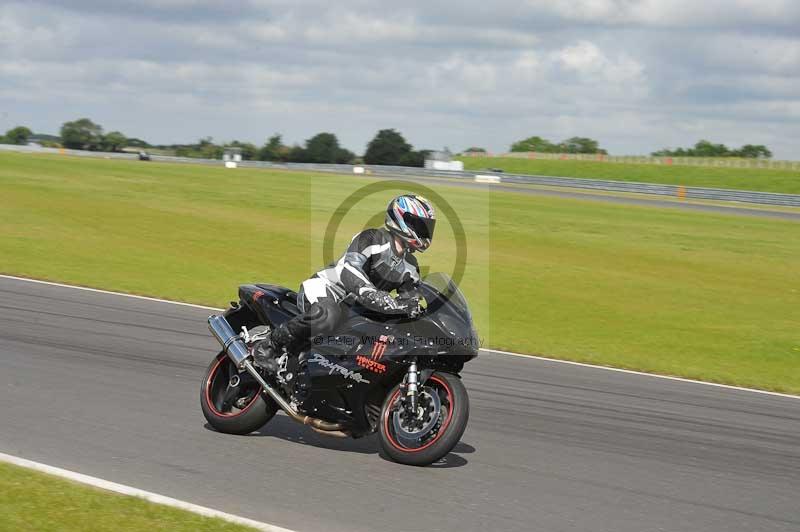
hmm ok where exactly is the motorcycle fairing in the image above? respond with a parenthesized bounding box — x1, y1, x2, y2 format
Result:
(238, 283, 299, 327)
(223, 273, 477, 436)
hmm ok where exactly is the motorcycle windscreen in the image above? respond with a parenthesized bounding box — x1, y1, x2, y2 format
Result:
(419, 273, 471, 321)
(419, 272, 479, 356)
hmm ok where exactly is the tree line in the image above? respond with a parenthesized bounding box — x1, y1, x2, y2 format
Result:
(2, 118, 775, 162)
(0, 119, 143, 151)
(510, 135, 608, 155)
(39, 118, 428, 167)
(0, 126, 34, 145)
(467, 136, 773, 160)
(168, 129, 430, 166)
(651, 140, 772, 159)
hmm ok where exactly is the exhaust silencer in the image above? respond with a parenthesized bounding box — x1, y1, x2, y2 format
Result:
(207, 314, 346, 434)
(207, 315, 250, 368)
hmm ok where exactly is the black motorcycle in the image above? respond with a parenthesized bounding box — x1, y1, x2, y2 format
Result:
(201, 273, 478, 466)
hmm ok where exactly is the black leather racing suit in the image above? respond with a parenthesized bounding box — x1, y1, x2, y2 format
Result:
(273, 228, 420, 352)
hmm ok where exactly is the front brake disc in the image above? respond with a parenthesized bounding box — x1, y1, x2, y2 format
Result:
(392, 387, 442, 448)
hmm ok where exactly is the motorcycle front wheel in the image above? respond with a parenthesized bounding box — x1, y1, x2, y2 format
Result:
(379, 371, 469, 466)
(200, 352, 278, 435)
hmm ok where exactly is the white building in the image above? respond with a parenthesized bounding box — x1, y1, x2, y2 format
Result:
(424, 149, 464, 171)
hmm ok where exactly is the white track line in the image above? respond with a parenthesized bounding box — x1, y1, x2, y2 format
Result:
(0, 452, 295, 532)
(1, 273, 797, 400)
(481, 348, 800, 400)
(0, 274, 220, 311)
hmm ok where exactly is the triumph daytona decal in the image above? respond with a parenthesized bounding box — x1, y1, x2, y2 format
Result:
(308, 353, 371, 384)
(356, 355, 387, 374)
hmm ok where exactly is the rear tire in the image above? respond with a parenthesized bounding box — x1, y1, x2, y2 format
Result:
(200, 352, 278, 435)
(379, 372, 469, 466)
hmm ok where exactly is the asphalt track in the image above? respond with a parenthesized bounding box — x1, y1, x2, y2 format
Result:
(1, 276, 799, 532)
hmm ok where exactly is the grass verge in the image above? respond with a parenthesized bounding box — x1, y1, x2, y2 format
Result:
(0, 461, 257, 531)
(461, 156, 800, 194)
(1, 152, 799, 393)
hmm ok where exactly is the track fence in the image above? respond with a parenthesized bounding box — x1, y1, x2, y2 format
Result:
(463, 151, 800, 171)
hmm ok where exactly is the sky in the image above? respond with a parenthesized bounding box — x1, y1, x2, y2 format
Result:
(1, 0, 799, 158)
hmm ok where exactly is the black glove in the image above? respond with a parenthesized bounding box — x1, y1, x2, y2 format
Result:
(395, 296, 423, 318)
(358, 289, 407, 314)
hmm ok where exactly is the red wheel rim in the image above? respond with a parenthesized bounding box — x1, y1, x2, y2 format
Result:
(205, 355, 261, 417)
(383, 375, 454, 453)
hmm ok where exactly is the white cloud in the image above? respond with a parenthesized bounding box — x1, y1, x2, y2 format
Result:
(555, 41, 643, 83)
(545, 0, 626, 21)
(0, 0, 798, 158)
(627, 0, 800, 27)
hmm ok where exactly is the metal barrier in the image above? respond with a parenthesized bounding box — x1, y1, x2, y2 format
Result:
(0, 143, 140, 160)
(232, 160, 800, 207)
(3, 144, 799, 207)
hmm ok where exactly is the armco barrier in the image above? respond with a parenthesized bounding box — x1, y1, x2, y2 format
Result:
(3, 144, 799, 207)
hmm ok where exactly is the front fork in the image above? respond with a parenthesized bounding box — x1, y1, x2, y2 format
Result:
(405, 360, 420, 413)
(401, 359, 435, 413)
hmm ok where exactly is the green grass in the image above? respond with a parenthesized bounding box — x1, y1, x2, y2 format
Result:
(0, 462, 257, 531)
(2, 152, 799, 393)
(462, 156, 800, 194)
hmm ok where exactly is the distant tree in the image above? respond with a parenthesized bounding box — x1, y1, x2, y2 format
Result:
(463, 147, 487, 154)
(691, 139, 730, 157)
(510, 135, 557, 153)
(733, 144, 772, 159)
(286, 145, 307, 163)
(559, 136, 604, 154)
(653, 146, 689, 157)
(364, 129, 414, 165)
(282, 133, 354, 164)
(400, 149, 429, 168)
(259, 134, 288, 161)
(652, 140, 772, 159)
(102, 131, 127, 152)
(127, 137, 150, 148)
(29, 133, 62, 145)
(241, 143, 258, 160)
(61, 118, 103, 150)
(174, 137, 225, 159)
(228, 140, 258, 160)
(511, 135, 605, 154)
(198, 137, 223, 159)
(338, 148, 355, 164)
(4, 126, 32, 145)
(303, 133, 334, 163)
(303, 132, 353, 164)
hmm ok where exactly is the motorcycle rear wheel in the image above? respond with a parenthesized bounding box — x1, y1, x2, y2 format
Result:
(379, 372, 469, 466)
(200, 352, 278, 435)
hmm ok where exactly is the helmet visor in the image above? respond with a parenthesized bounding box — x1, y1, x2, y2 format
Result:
(402, 212, 436, 239)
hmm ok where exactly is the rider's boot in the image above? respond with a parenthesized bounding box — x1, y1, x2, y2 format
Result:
(252, 323, 295, 372)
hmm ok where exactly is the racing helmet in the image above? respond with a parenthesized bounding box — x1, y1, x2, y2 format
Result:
(385, 194, 436, 252)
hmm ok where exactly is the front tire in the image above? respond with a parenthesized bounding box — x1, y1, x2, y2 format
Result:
(200, 352, 278, 435)
(379, 372, 469, 466)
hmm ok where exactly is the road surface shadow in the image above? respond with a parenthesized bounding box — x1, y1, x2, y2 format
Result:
(205, 415, 474, 467)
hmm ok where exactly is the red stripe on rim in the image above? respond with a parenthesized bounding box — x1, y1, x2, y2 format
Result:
(383, 375, 454, 453)
(205, 355, 261, 418)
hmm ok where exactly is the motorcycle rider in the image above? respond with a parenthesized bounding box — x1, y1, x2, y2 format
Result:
(254, 194, 436, 367)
